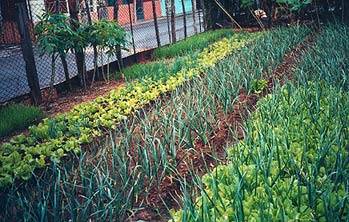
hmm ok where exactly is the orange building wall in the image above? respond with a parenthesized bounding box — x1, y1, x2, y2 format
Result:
(0, 0, 162, 44)
(0, 21, 35, 45)
(143, 1, 162, 21)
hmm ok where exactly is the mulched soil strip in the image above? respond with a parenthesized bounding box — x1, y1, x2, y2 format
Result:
(129, 33, 317, 222)
(42, 79, 125, 117)
(0, 80, 124, 144)
(0, 30, 258, 143)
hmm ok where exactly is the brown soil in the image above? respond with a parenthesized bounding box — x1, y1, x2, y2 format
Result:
(128, 33, 317, 222)
(41, 79, 125, 117)
(0, 79, 124, 144)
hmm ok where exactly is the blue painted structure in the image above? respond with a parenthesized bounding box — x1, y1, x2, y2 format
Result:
(160, 0, 193, 16)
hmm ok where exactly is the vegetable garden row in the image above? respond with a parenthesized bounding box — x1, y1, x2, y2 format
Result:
(171, 25, 349, 221)
(1, 24, 348, 221)
(0, 30, 255, 187)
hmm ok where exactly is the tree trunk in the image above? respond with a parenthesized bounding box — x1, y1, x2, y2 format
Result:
(170, 0, 176, 43)
(151, 0, 161, 47)
(84, 0, 100, 82)
(191, 0, 197, 34)
(59, 52, 72, 90)
(16, 1, 42, 104)
(181, 0, 187, 38)
(50, 54, 57, 90)
(127, 1, 136, 54)
(68, 0, 86, 88)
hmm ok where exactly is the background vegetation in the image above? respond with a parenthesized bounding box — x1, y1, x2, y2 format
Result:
(0, 104, 44, 137)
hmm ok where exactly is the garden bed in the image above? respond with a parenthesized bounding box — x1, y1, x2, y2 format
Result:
(0, 31, 258, 188)
(131, 27, 317, 221)
(169, 24, 349, 222)
(0, 26, 313, 221)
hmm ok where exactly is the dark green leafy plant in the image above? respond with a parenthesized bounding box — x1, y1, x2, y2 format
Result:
(87, 19, 127, 81)
(277, 0, 312, 11)
(35, 13, 77, 89)
(171, 82, 349, 221)
(0, 104, 44, 137)
(250, 78, 268, 93)
(241, 0, 312, 11)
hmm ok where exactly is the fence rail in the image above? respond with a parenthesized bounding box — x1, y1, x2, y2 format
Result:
(0, 0, 204, 103)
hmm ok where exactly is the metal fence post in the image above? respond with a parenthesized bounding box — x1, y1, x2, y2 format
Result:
(170, 0, 176, 43)
(113, 0, 124, 69)
(127, 1, 136, 54)
(180, 0, 187, 39)
(198, 5, 202, 32)
(15, 0, 42, 105)
(68, 0, 87, 88)
(151, 0, 161, 47)
(191, 0, 198, 34)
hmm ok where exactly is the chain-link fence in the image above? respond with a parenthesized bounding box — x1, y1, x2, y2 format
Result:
(0, 0, 204, 103)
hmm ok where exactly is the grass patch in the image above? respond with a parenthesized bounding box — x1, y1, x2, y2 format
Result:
(153, 29, 234, 59)
(118, 29, 235, 82)
(120, 59, 172, 81)
(0, 104, 44, 137)
(120, 55, 197, 81)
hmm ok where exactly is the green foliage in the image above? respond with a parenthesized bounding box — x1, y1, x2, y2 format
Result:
(71, 23, 91, 53)
(35, 13, 76, 55)
(170, 24, 349, 222)
(121, 60, 171, 81)
(277, 0, 312, 11)
(240, 0, 254, 8)
(35, 14, 126, 57)
(154, 29, 234, 59)
(296, 24, 349, 90)
(122, 29, 237, 82)
(0, 104, 43, 138)
(121, 55, 198, 81)
(0, 32, 256, 188)
(240, 0, 312, 11)
(0, 26, 310, 221)
(250, 78, 268, 93)
(87, 19, 127, 55)
(171, 82, 349, 221)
